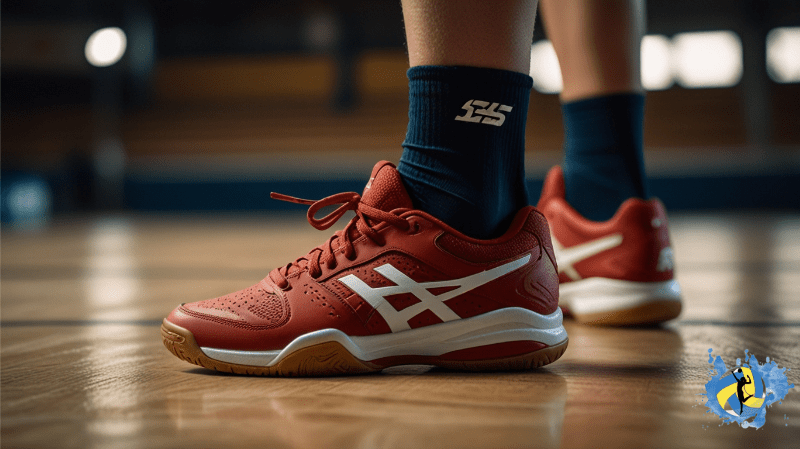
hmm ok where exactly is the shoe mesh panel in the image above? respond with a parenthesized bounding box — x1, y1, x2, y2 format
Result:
(195, 283, 287, 326)
(302, 283, 339, 317)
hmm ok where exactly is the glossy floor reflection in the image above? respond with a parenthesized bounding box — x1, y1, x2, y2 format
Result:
(2, 213, 799, 448)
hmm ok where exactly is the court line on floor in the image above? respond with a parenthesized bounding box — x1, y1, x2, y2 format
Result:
(1, 319, 799, 328)
(3, 261, 798, 281)
(674, 320, 800, 327)
(0, 266, 267, 281)
(0, 319, 163, 327)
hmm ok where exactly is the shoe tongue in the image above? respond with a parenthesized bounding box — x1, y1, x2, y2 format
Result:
(360, 161, 413, 212)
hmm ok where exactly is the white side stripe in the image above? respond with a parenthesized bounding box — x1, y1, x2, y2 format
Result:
(552, 233, 623, 281)
(338, 254, 531, 332)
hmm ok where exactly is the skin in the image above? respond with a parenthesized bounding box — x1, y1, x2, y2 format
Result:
(540, 0, 645, 102)
(401, 0, 644, 102)
(402, 0, 538, 75)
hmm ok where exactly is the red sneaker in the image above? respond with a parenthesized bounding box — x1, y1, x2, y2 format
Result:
(162, 161, 568, 376)
(536, 166, 682, 326)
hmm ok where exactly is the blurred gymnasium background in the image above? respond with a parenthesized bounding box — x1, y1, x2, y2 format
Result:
(2, 0, 799, 229)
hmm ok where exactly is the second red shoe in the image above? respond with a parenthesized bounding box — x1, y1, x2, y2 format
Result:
(162, 161, 568, 376)
(537, 166, 682, 325)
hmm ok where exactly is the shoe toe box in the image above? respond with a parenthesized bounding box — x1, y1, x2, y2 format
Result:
(165, 279, 290, 350)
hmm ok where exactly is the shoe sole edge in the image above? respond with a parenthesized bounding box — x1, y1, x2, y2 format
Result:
(161, 319, 569, 377)
(560, 278, 682, 326)
(571, 300, 682, 326)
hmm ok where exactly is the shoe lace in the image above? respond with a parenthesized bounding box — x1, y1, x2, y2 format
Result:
(268, 191, 411, 289)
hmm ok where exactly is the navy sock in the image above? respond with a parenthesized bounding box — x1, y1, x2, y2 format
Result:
(561, 93, 648, 221)
(398, 66, 532, 239)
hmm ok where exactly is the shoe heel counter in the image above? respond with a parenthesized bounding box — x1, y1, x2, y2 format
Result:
(618, 199, 676, 282)
(522, 210, 560, 314)
(651, 199, 677, 277)
(530, 209, 558, 273)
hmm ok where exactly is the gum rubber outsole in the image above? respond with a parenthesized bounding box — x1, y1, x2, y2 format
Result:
(570, 300, 682, 326)
(161, 319, 569, 377)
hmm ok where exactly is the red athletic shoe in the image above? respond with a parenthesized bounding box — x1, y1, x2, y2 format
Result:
(536, 166, 682, 326)
(162, 161, 568, 376)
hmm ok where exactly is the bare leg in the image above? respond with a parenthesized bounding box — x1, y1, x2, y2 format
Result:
(539, 0, 644, 102)
(537, 0, 648, 222)
(397, 0, 539, 238)
(402, 0, 538, 74)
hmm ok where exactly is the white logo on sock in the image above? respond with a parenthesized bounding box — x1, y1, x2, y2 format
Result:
(455, 100, 513, 126)
(338, 254, 531, 332)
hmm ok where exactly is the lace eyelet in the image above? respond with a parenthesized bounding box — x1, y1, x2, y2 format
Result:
(407, 221, 420, 234)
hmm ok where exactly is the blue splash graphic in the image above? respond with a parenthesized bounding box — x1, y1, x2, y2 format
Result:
(701, 349, 795, 429)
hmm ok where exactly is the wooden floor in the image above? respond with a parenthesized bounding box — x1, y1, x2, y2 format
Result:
(2, 212, 799, 448)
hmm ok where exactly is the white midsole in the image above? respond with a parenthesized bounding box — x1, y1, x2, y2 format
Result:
(559, 278, 682, 315)
(200, 307, 567, 367)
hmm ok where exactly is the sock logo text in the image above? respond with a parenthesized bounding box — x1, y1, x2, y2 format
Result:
(455, 100, 513, 126)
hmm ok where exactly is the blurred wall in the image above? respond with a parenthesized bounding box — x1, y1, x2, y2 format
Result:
(2, 0, 799, 216)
